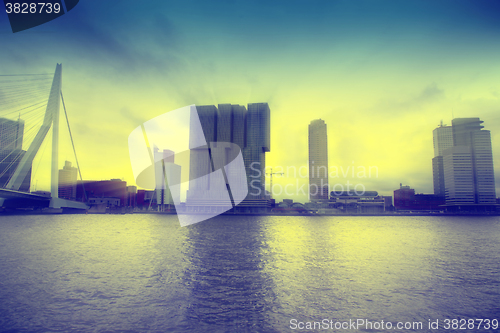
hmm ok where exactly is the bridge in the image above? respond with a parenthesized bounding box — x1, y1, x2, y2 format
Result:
(0, 64, 88, 211)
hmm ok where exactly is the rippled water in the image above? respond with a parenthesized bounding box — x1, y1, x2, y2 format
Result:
(0, 215, 499, 332)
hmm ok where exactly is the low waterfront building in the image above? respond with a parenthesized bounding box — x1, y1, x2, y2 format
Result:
(393, 184, 445, 211)
(76, 179, 127, 207)
(330, 190, 386, 213)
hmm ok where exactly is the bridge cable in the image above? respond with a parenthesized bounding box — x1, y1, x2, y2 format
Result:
(0, 111, 47, 183)
(31, 132, 50, 190)
(0, 74, 52, 76)
(61, 91, 87, 203)
(0, 74, 51, 188)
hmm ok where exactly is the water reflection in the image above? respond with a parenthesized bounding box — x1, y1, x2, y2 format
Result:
(262, 216, 441, 327)
(426, 217, 500, 320)
(182, 215, 278, 332)
(0, 215, 193, 332)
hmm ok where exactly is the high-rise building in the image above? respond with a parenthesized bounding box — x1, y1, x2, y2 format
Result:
(0, 117, 30, 191)
(244, 103, 271, 202)
(0, 150, 31, 191)
(0, 117, 24, 150)
(154, 148, 181, 211)
(58, 160, 77, 200)
(432, 123, 453, 196)
(433, 122, 454, 156)
(443, 146, 475, 205)
(439, 118, 496, 206)
(187, 105, 218, 203)
(308, 119, 329, 201)
(186, 103, 271, 213)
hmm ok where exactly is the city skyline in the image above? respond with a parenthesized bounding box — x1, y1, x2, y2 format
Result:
(1, 1, 500, 202)
(1, 99, 499, 204)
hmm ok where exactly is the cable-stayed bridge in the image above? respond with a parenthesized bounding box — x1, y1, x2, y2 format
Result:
(0, 64, 88, 211)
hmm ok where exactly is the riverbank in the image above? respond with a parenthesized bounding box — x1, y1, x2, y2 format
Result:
(1, 208, 498, 217)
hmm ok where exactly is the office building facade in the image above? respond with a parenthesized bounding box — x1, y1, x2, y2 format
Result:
(440, 118, 496, 206)
(186, 103, 271, 213)
(58, 160, 77, 200)
(308, 119, 329, 201)
(0, 117, 24, 151)
(154, 148, 181, 211)
(0, 117, 30, 191)
(432, 124, 453, 196)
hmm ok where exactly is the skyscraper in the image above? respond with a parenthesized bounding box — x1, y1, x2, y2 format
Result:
(432, 123, 453, 196)
(186, 103, 270, 213)
(433, 122, 454, 157)
(0, 117, 30, 191)
(440, 118, 496, 206)
(244, 103, 271, 202)
(309, 119, 329, 201)
(0, 117, 24, 150)
(154, 148, 181, 211)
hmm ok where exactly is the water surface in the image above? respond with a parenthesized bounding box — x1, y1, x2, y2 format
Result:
(0, 215, 499, 332)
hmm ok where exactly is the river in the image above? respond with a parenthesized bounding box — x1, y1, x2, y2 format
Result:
(0, 215, 499, 332)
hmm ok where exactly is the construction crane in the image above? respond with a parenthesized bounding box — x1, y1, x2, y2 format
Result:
(266, 167, 284, 199)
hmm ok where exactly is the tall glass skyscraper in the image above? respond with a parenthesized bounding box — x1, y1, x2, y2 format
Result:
(440, 118, 496, 206)
(154, 148, 181, 211)
(244, 103, 271, 202)
(0, 117, 30, 191)
(0, 117, 24, 151)
(186, 103, 271, 213)
(308, 119, 329, 202)
(432, 123, 453, 196)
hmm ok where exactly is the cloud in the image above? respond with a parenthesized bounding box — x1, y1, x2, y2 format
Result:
(373, 82, 446, 116)
(415, 83, 444, 104)
(0, 2, 187, 82)
(119, 107, 145, 128)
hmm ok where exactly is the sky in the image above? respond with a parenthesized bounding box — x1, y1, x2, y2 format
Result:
(1, 0, 500, 203)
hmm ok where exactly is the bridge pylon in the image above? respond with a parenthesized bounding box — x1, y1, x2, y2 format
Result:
(4, 64, 88, 210)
